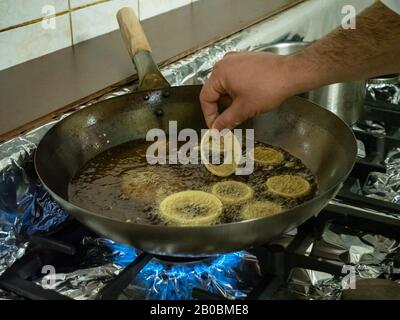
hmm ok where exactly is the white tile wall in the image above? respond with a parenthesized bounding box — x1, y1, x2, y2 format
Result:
(71, 0, 138, 44)
(0, 0, 197, 70)
(70, 0, 106, 8)
(0, 15, 72, 71)
(0, 0, 69, 30)
(139, 0, 192, 20)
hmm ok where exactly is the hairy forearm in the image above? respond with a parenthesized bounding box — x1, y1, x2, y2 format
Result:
(289, 1, 400, 94)
(199, 2, 400, 129)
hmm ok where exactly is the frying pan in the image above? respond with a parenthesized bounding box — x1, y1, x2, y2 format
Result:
(34, 8, 357, 257)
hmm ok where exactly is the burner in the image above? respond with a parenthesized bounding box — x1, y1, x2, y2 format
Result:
(341, 279, 400, 300)
(132, 251, 253, 300)
(100, 240, 256, 300)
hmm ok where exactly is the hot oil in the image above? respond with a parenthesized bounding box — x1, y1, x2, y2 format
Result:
(68, 140, 318, 226)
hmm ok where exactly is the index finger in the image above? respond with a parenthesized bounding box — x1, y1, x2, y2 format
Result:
(199, 76, 225, 128)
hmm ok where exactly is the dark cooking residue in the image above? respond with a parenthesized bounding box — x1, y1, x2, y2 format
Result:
(68, 140, 318, 226)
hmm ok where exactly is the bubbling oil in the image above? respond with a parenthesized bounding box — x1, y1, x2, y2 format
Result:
(68, 140, 318, 226)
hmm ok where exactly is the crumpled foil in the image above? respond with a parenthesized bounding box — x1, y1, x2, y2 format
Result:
(363, 148, 400, 204)
(286, 268, 342, 300)
(0, 154, 69, 277)
(285, 222, 400, 300)
(0, 0, 378, 299)
(0, 85, 135, 280)
(352, 120, 386, 136)
(37, 263, 120, 300)
(367, 83, 400, 105)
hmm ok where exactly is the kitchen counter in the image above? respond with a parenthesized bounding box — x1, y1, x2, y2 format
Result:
(0, 0, 302, 142)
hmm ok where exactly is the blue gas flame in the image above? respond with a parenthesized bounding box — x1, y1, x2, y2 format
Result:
(105, 241, 249, 300)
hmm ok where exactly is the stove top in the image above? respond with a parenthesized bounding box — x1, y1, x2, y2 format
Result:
(1, 206, 399, 300)
(0, 78, 399, 301)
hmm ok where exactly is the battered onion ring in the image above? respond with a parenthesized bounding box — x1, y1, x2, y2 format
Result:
(211, 181, 254, 205)
(265, 175, 311, 199)
(159, 191, 223, 226)
(252, 146, 284, 166)
(241, 201, 283, 220)
(204, 163, 237, 177)
(200, 130, 242, 177)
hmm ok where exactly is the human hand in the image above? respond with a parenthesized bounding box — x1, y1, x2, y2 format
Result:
(199, 51, 304, 130)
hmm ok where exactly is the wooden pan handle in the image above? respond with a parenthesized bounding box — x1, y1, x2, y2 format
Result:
(117, 7, 151, 58)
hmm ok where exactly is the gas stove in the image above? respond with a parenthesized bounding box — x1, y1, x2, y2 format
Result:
(1, 203, 400, 300)
(0, 76, 400, 300)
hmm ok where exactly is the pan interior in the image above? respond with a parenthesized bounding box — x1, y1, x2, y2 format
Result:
(67, 139, 319, 226)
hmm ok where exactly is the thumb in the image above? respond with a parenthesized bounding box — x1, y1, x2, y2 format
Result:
(212, 100, 248, 130)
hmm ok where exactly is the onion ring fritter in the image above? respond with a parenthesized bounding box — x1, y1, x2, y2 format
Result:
(252, 146, 284, 166)
(265, 175, 311, 199)
(241, 201, 283, 220)
(211, 181, 254, 205)
(159, 191, 223, 226)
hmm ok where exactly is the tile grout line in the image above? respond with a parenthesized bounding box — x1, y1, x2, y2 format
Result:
(0, 0, 113, 33)
(68, 0, 74, 46)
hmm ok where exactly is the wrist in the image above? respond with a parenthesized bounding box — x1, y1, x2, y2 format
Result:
(284, 52, 325, 96)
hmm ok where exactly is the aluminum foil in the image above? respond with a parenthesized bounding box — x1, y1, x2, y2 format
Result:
(286, 221, 400, 300)
(0, 86, 136, 280)
(363, 148, 400, 204)
(0, 154, 68, 277)
(37, 263, 120, 300)
(367, 83, 400, 105)
(352, 120, 386, 136)
(286, 268, 342, 300)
